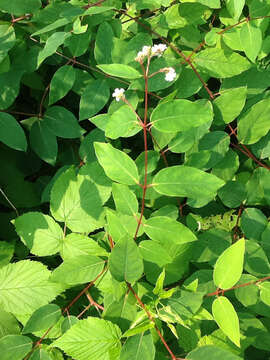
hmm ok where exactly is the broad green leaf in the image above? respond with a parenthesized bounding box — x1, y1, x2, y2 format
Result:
(240, 208, 268, 241)
(151, 99, 213, 133)
(61, 233, 107, 260)
(244, 240, 270, 276)
(153, 165, 224, 199)
(109, 237, 144, 283)
(0, 113, 27, 151)
(213, 87, 247, 124)
(0, 260, 62, 315)
(238, 98, 270, 144)
(194, 48, 251, 78)
(94, 22, 113, 64)
(0, 309, 20, 339)
(144, 216, 197, 246)
(65, 30, 92, 57)
(0, 335, 32, 360)
(94, 142, 139, 185)
(51, 255, 104, 286)
(23, 304, 61, 334)
(44, 106, 85, 138)
(83, 6, 114, 15)
(213, 238, 245, 289)
(212, 149, 239, 181)
(259, 282, 270, 306)
(0, 70, 23, 110)
(225, 0, 245, 20)
(181, 0, 220, 8)
(166, 290, 204, 320)
(79, 128, 105, 163)
(79, 79, 110, 120)
(29, 348, 52, 360)
(32, 18, 71, 36)
(112, 183, 138, 216)
(0, 0, 41, 14)
(52, 317, 122, 360)
(30, 120, 57, 165)
(106, 105, 141, 139)
(50, 163, 111, 233)
(38, 32, 70, 67)
(234, 274, 259, 307)
(0, 25, 15, 63)
(97, 64, 141, 79)
(49, 65, 76, 105)
(120, 331, 155, 360)
(212, 296, 240, 347)
(240, 22, 262, 63)
(122, 322, 155, 338)
(218, 180, 246, 208)
(139, 240, 173, 267)
(61, 316, 79, 334)
(246, 167, 270, 206)
(14, 212, 63, 256)
(0, 242, 14, 268)
(187, 345, 242, 359)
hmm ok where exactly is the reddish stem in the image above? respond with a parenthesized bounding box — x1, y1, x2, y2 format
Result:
(206, 276, 270, 297)
(127, 283, 179, 360)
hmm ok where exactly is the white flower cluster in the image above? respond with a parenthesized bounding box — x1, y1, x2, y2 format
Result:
(112, 88, 125, 102)
(164, 67, 177, 82)
(135, 43, 167, 62)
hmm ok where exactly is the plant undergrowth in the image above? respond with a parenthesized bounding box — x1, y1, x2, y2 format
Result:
(0, 0, 270, 359)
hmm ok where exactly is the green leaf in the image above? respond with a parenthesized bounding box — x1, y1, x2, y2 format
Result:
(49, 65, 76, 105)
(94, 142, 139, 185)
(0, 70, 22, 110)
(0, 309, 20, 339)
(112, 183, 138, 216)
(0, 113, 27, 151)
(23, 304, 61, 334)
(213, 87, 247, 124)
(194, 48, 251, 78)
(61, 233, 107, 260)
(225, 0, 245, 20)
(238, 98, 270, 144)
(153, 165, 224, 200)
(52, 317, 122, 360)
(240, 208, 268, 241)
(51, 255, 104, 286)
(151, 99, 213, 133)
(97, 64, 142, 79)
(50, 163, 111, 233)
(30, 120, 58, 165)
(61, 316, 79, 334)
(259, 282, 270, 306)
(94, 22, 113, 64)
(106, 105, 141, 139)
(0, 25, 15, 63)
(0, 335, 32, 360)
(212, 296, 240, 347)
(109, 237, 144, 283)
(0, 0, 41, 15)
(0, 260, 62, 315)
(213, 238, 245, 289)
(32, 18, 71, 37)
(218, 180, 246, 208)
(38, 32, 70, 67)
(187, 345, 242, 359)
(120, 331, 155, 360)
(144, 216, 197, 245)
(79, 128, 105, 164)
(79, 79, 110, 120)
(240, 22, 262, 63)
(0, 242, 14, 269)
(44, 106, 85, 139)
(244, 240, 270, 276)
(29, 348, 52, 360)
(139, 241, 173, 267)
(14, 212, 63, 256)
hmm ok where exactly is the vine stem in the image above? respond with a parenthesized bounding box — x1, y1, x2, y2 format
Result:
(206, 276, 270, 297)
(127, 283, 182, 360)
(0, 187, 19, 216)
(133, 56, 151, 241)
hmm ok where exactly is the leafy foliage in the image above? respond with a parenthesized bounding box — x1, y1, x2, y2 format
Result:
(0, 0, 270, 359)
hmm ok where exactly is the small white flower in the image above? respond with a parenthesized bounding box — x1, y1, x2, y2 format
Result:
(151, 43, 167, 57)
(164, 67, 176, 82)
(112, 88, 125, 102)
(135, 45, 151, 62)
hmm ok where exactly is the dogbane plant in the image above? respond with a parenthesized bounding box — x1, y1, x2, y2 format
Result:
(0, 1, 270, 360)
